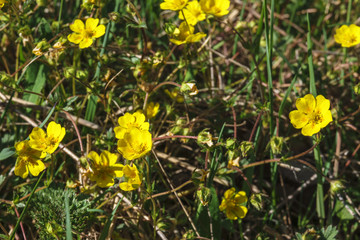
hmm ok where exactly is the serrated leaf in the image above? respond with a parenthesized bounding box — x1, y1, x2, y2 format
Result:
(0, 148, 15, 161)
(320, 225, 338, 240)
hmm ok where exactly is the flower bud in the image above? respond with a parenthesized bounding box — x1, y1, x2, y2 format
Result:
(196, 185, 212, 206)
(197, 129, 213, 148)
(32, 39, 50, 56)
(240, 141, 254, 158)
(269, 136, 284, 155)
(180, 82, 198, 96)
(330, 180, 345, 195)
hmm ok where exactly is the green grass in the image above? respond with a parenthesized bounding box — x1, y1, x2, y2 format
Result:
(0, 0, 360, 239)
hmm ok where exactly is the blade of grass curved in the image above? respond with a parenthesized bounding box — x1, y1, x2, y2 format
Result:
(99, 197, 123, 240)
(307, 13, 325, 220)
(307, 13, 316, 97)
(9, 171, 46, 240)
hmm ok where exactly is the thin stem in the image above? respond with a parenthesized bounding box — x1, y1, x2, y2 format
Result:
(151, 81, 182, 93)
(145, 180, 193, 200)
(153, 135, 198, 142)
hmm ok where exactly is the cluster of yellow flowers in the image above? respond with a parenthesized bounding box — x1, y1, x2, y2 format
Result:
(114, 112, 153, 160)
(86, 151, 141, 191)
(85, 111, 152, 191)
(14, 122, 66, 178)
(334, 24, 360, 48)
(160, 0, 230, 45)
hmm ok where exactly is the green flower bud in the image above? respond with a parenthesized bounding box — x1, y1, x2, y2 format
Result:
(240, 141, 254, 158)
(269, 136, 284, 155)
(180, 82, 198, 96)
(109, 12, 121, 23)
(330, 180, 345, 195)
(197, 129, 213, 148)
(196, 185, 212, 206)
(354, 82, 360, 95)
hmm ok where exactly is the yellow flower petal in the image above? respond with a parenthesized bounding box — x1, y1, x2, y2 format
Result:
(70, 19, 85, 33)
(315, 95, 330, 113)
(85, 17, 99, 31)
(320, 110, 333, 128)
(301, 122, 321, 136)
(295, 94, 315, 114)
(15, 160, 29, 179)
(88, 151, 101, 165)
(289, 110, 309, 129)
(79, 38, 93, 48)
(93, 25, 106, 38)
(68, 33, 84, 44)
(28, 160, 46, 176)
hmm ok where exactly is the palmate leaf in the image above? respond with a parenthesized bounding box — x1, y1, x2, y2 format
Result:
(320, 225, 338, 240)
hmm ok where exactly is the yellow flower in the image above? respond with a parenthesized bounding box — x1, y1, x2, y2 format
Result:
(87, 150, 124, 188)
(117, 128, 152, 160)
(14, 140, 46, 179)
(199, 0, 230, 17)
(114, 112, 150, 139)
(29, 121, 66, 154)
(289, 94, 333, 136)
(169, 22, 206, 45)
(179, 1, 206, 25)
(219, 188, 248, 220)
(119, 164, 142, 191)
(165, 88, 185, 103)
(160, 0, 189, 11)
(146, 102, 160, 119)
(334, 24, 360, 47)
(0, 0, 5, 8)
(67, 18, 106, 49)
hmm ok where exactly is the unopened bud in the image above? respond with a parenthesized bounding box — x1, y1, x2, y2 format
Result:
(197, 129, 213, 148)
(181, 82, 198, 96)
(330, 180, 345, 195)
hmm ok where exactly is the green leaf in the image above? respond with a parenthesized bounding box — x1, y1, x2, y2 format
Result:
(334, 199, 354, 220)
(0, 147, 15, 161)
(320, 225, 338, 240)
(65, 191, 72, 240)
(195, 187, 220, 239)
(24, 63, 46, 104)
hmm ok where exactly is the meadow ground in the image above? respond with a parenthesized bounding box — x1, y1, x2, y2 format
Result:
(1, 0, 360, 239)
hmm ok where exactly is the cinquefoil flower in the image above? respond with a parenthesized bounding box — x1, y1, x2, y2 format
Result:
(179, 1, 206, 25)
(29, 121, 66, 155)
(146, 102, 160, 119)
(114, 112, 150, 139)
(334, 24, 360, 47)
(160, 0, 188, 11)
(170, 22, 206, 45)
(199, 0, 230, 17)
(67, 18, 106, 49)
(289, 94, 333, 136)
(117, 128, 152, 160)
(14, 140, 46, 178)
(0, 0, 5, 9)
(120, 164, 142, 191)
(88, 150, 124, 188)
(219, 188, 248, 220)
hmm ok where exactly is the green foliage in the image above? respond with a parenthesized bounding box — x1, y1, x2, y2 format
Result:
(28, 185, 94, 239)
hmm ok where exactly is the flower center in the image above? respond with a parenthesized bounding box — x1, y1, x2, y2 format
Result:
(312, 112, 323, 124)
(84, 29, 95, 39)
